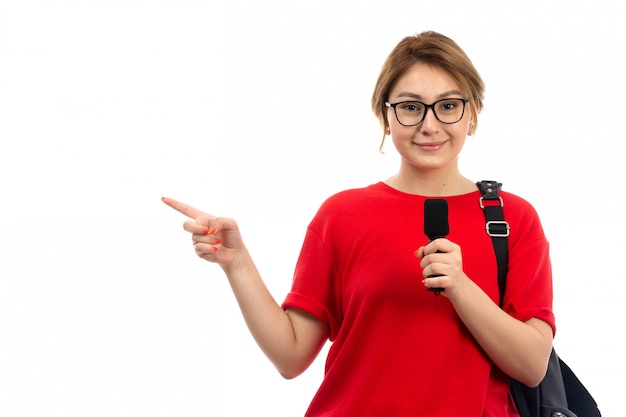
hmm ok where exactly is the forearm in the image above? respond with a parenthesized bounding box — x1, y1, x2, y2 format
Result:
(222, 248, 322, 378)
(448, 277, 553, 387)
(161, 198, 325, 377)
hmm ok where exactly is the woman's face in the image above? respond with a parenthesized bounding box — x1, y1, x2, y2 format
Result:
(387, 63, 472, 176)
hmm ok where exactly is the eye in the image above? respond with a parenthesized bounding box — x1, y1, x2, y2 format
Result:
(399, 102, 424, 113)
(438, 100, 458, 111)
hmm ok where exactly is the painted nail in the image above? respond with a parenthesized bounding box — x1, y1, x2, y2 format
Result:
(213, 246, 219, 252)
(202, 228, 210, 235)
(207, 225, 217, 235)
(215, 238, 222, 245)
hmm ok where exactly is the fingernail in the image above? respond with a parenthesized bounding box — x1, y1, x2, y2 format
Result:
(202, 228, 210, 235)
(215, 238, 222, 245)
(207, 225, 217, 235)
(213, 246, 219, 252)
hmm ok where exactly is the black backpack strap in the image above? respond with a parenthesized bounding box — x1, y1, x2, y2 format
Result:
(477, 180, 530, 414)
(476, 180, 510, 307)
(476, 182, 599, 417)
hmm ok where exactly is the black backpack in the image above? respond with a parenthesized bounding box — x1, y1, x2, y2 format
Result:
(476, 180, 601, 417)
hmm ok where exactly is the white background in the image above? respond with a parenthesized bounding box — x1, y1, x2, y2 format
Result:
(1, 1, 623, 416)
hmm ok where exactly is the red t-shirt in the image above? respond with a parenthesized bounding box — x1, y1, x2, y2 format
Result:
(282, 182, 555, 417)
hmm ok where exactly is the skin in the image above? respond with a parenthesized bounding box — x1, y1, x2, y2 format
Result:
(160, 197, 329, 379)
(162, 63, 553, 387)
(384, 63, 477, 196)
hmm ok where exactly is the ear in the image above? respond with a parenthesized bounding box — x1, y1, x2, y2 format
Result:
(467, 111, 476, 136)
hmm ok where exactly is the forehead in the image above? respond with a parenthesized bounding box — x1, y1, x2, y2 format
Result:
(389, 63, 463, 100)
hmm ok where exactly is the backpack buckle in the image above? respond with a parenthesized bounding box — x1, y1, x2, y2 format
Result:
(479, 196, 504, 209)
(486, 220, 510, 237)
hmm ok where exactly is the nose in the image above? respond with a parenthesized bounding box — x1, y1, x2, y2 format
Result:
(419, 107, 440, 133)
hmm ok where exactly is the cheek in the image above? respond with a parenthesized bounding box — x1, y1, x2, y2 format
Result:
(387, 118, 402, 136)
(389, 124, 416, 142)
(450, 119, 471, 137)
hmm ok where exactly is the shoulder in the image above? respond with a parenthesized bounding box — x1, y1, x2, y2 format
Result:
(499, 190, 540, 219)
(500, 190, 535, 209)
(317, 182, 390, 212)
(499, 190, 547, 240)
(308, 182, 393, 233)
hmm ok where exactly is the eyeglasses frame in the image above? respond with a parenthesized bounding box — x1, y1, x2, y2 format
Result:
(385, 98, 470, 126)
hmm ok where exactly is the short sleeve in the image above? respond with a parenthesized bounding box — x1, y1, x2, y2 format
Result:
(281, 218, 343, 341)
(501, 193, 556, 335)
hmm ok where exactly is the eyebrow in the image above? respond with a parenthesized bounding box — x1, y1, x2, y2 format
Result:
(394, 90, 465, 101)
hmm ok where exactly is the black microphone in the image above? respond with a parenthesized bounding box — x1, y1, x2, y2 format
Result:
(424, 199, 449, 295)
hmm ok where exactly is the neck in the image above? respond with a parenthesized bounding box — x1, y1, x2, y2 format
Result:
(384, 169, 476, 197)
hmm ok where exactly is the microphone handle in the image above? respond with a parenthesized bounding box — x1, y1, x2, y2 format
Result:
(427, 239, 445, 295)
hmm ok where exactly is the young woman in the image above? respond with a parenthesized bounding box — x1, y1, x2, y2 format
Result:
(162, 31, 555, 417)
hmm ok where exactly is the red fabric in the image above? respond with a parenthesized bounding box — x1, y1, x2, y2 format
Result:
(282, 182, 555, 417)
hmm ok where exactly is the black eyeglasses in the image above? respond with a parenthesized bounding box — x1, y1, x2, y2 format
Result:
(385, 98, 469, 126)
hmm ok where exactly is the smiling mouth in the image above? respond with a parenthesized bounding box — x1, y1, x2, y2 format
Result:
(414, 140, 448, 151)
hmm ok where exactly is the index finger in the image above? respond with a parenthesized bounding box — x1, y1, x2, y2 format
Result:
(161, 196, 204, 220)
